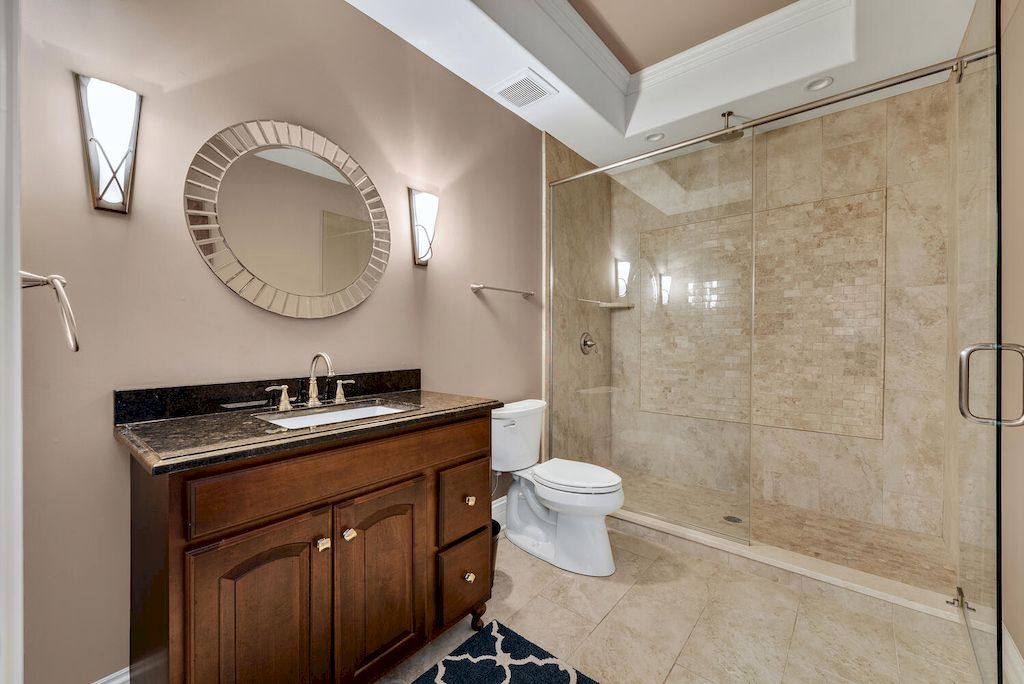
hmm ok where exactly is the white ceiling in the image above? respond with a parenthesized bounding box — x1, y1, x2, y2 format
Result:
(344, 0, 978, 167)
(566, 0, 797, 73)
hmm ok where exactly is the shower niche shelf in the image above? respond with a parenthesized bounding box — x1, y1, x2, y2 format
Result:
(577, 298, 634, 310)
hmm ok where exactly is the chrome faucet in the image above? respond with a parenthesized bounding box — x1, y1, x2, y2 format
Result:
(307, 352, 335, 407)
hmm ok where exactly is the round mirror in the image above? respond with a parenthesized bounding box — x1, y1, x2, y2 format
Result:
(183, 121, 389, 318)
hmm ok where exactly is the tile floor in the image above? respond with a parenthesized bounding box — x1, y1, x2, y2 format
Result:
(377, 526, 981, 684)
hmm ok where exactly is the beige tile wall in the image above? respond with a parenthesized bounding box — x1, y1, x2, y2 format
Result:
(599, 83, 961, 545)
(608, 138, 753, 499)
(752, 85, 954, 538)
(548, 136, 615, 466)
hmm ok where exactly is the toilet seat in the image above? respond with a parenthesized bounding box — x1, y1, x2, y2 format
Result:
(531, 458, 622, 495)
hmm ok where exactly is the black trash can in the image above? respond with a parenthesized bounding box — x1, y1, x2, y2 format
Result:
(490, 519, 501, 591)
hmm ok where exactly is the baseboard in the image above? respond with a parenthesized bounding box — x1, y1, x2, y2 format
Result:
(1006, 624, 1024, 684)
(93, 666, 129, 684)
(492, 495, 506, 529)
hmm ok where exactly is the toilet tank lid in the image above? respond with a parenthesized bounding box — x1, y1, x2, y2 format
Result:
(492, 399, 547, 419)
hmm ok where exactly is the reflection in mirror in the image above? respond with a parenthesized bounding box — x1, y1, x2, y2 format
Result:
(218, 149, 373, 297)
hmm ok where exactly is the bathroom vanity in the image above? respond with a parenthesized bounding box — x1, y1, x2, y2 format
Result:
(116, 372, 500, 683)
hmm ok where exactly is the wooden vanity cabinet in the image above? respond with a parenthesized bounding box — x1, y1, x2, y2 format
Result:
(185, 508, 334, 683)
(130, 416, 493, 684)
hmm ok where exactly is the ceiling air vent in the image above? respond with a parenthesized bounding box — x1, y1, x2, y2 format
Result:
(492, 68, 558, 109)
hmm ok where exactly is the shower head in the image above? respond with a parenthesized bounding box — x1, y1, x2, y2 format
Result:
(709, 111, 744, 144)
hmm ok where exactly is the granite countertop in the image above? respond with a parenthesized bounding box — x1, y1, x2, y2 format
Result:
(116, 389, 502, 475)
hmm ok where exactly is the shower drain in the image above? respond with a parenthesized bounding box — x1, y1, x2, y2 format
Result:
(723, 515, 744, 524)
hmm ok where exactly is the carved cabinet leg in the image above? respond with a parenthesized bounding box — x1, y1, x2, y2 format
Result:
(471, 603, 487, 631)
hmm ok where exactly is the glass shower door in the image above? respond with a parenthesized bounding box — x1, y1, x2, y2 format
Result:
(954, 6, 1001, 679)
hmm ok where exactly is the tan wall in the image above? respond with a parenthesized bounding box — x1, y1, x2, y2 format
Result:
(19, 1, 542, 682)
(1001, 0, 1024, 648)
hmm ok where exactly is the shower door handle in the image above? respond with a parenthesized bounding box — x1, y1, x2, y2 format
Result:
(958, 343, 1024, 426)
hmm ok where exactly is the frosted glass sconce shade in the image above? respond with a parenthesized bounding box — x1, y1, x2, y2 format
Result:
(409, 188, 439, 266)
(615, 259, 630, 298)
(74, 74, 142, 213)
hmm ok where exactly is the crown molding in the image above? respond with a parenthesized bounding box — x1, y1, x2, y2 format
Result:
(628, 0, 854, 94)
(531, 0, 631, 94)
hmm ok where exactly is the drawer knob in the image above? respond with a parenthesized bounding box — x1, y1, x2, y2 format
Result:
(316, 537, 331, 552)
(464, 496, 477, 507)
(464, 572, 476, 583)
(342, 528, 358, 542)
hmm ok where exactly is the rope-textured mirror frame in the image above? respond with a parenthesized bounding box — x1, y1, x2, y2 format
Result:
(183, 120, 390, 319)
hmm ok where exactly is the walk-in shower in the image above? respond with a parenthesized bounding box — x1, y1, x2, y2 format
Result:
(547, 3, 1001, 680)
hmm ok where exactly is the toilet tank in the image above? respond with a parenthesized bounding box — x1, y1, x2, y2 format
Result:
(491, 399, 546, 472)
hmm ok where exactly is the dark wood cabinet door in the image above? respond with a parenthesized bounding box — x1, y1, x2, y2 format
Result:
(186, 507, 332, 684)
(334, 477, 427, 683)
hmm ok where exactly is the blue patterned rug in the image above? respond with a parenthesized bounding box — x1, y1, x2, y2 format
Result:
(412, 621, 599, 684)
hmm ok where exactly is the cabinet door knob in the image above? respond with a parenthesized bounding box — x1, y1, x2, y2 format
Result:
(464, 496, 477, 507)
(316, 537, 331, 552)
(342, 528, 358, 542)
(463, 572, 476, 583)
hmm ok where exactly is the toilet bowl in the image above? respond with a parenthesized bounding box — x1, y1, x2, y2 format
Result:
(492, 400, 623, 576)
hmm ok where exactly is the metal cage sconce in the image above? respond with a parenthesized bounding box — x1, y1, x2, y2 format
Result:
(74, 73, 142, 214)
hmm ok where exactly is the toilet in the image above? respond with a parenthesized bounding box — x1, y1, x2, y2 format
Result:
(492, 399, 623, 576)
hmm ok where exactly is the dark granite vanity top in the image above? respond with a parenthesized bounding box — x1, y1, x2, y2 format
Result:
(114, 371, 501, 475)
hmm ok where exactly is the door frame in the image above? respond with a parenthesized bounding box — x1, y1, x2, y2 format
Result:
(0, 0, 23, 681)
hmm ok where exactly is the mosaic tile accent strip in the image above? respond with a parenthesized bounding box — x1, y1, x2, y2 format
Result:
(752, 191, 886, 438)
(639, 214, 752, 422)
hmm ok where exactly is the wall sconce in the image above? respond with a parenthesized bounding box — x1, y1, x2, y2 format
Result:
(615, 259, 630, 298)
(74, 73, 142, 214)
(408, 188, 439, 266)
(659, 274, 672, 305)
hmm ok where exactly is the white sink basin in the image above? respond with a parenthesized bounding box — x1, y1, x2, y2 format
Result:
(256, 401, 415, 430)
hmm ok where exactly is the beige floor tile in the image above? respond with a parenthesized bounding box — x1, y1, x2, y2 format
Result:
(507, 595, 597, 660)
(782, 658, 860, 683)
(676, 568, 800, 683)
(785, 594, 899, 683)
(608, 527, 667, 559)
(540, 545, 654, 622)
(896, 650, 980, 684)
(726, 554, 803, 592)
(892, 606, 977, 677)
(488, 538, 561, 623)
(665, 664, 714, 683)
(569, 553, 714, 684)
(800, 576, 894, 621)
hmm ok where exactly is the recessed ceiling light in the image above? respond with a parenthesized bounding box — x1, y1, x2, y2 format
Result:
(806, 76, 834, 92)
(645, 132, 665, 142)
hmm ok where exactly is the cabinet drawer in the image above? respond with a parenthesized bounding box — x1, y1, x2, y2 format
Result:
(437, 529, 491, 627)
(186, 418, 489, 539)
(438, 456, 491, 546)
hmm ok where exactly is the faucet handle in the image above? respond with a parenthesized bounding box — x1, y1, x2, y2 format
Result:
(335, 379, 356, 404)
(265, 385, 292, 412)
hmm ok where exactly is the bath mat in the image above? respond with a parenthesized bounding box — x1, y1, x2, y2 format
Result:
(411, 620, 598, 684)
